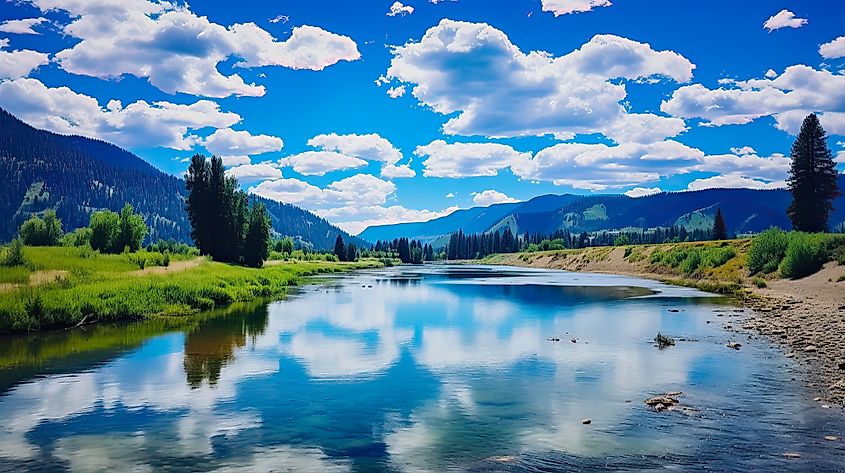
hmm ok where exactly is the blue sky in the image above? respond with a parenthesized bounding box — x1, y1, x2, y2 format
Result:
(0, 0, 843, 234)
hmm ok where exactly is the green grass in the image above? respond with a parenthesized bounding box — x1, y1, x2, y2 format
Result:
(648, 243, 738, 277)
(0, 247, 381, 333)
(748, 229, 845, 279)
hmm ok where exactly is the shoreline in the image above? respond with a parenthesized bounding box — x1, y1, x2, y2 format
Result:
(484, 248, 845, 407)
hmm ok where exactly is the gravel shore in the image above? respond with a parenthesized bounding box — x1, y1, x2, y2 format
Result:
(486, 248, 845, 406)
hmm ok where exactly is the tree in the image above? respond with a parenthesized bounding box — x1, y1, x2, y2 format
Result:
(279, 237, 294, 257)
(19, 210, 62, 246)
(89, 204, 147, 253)
(243, 202, 270, 267)
(346, 242, 357, 262)
(397, 237, 411, 263)
(89, 210, 120, 253)
(712, 207, 728, 240)
(185, 154, 211, 255)
(185, 155, 268, 264)
(787, 113, 841, 232)
(613, 234, 630, 246)
(334, 235, 346, 261)
(1, 238, 25, 267)
(118, 203, 147, 252)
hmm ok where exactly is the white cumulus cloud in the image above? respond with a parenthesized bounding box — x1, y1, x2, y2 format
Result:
(541, 0, 612, 16)
(415, 140, 531, 178)
(30, 0, 359, 98)
(380, 164, 416, 178)
(383, 20, 693, 143)
(277, 151, 368, 176)
(0, 39, 49, 79)
(686, 175, 785, 191)
(819, 36, 845, 59)
(624, 187, 662, 198)
(513, 140, 704, 190)
(249, 173, 456, 234)
(226, 163, 283, 182)
(661, 65, 845, 135)
(472, 190, 519, 206)
(307, 133, 402, 164)
(0, 17, 48, 35)
(387, 2, 414, 16)
(0, 77, 240, 150)
(763, 9, 807, 32)
(204, 128, 284, 157)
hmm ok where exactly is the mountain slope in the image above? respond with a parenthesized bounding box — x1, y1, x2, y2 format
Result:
(361, 179, 845, 243)
(0, 108, 367, 250)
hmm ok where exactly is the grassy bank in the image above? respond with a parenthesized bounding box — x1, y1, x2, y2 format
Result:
(483, 233, 845, 296)
(0, 246, 381, 333)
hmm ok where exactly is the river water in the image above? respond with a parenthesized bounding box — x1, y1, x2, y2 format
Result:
(0, 265, 843, 472)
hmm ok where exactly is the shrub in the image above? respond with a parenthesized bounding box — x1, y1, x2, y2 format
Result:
(679, 250, 702, 275)
(89, 204, 147, 254)
(748, 228, 789, 274)
(614, 234, 630, 246)
(19, 210, 63, 246)
(701, 246, 737, 268)
(752, 277, 767, 288)
(649, 250, 665, 264)
(778, 233, 827, 279)
(1, 239, 26, 267)
(61, 227, 92, 247)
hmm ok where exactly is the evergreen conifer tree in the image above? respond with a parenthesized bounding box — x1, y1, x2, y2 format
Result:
(787, 114, 840, 232)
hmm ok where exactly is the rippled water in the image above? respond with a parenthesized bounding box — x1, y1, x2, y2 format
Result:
(1, 265, 844, 472)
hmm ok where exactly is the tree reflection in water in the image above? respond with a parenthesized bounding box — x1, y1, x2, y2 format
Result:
(183, 305, 269, 388)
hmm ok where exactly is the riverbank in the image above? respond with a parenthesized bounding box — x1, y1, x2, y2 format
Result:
(0, 246, 381, 333)
(484, 242, 845, 406)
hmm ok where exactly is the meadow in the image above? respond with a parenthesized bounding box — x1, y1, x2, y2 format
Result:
(0, 246, 380, 333)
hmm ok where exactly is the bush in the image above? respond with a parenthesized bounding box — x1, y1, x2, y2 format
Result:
(752, 277, 767, 288)
(701, 246, 736, 268)
(89, 204, 148, 254)
(614, 234, 630, 246)
(1, 239, 26, 267)
(778, 233, 827, 279)
(748, 228, 789, 274)
(679, 250, 701, 275)
(61, 227, 92, 247)
(19, 210, 63, 246)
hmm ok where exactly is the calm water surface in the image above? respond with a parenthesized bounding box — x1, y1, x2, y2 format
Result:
(1, 265, 844, 472)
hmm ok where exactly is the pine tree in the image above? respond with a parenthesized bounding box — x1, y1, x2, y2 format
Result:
(334, 235, 346, 261)
(787, 113, 841, 232)
(712, 207, 728, 240)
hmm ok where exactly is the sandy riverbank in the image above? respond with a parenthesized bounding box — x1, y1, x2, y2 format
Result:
(486, 247, 845, 406)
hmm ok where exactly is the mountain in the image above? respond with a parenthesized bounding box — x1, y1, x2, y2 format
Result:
(360, 179, 845, 244)
(0, 108, 367, 250)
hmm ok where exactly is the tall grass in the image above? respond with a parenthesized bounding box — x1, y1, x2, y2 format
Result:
(748, 229, 845, 279)
(0, 247, 380, 333)
(649, 244, 738, 276)
(747, 228, 789, 274)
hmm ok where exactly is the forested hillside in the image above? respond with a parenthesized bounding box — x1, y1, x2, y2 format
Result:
(0, 108, 367, 250)
(360, 179, 845, 243)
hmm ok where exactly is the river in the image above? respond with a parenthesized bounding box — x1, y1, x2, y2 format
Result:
(0, 265, 843, 472)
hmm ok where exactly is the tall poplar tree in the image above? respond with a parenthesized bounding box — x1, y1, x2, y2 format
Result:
(787, 114, 840, 232)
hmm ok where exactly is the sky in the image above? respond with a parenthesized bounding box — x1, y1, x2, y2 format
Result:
(0, 0, 843, 235)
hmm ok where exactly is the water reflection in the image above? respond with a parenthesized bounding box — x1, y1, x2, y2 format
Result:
(0, 265, 843, 472)
(184, 306, 269, 388)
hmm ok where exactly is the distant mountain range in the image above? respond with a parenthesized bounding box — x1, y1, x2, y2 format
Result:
(360, 178, 845, 244)
(0, 108, 367, 250)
